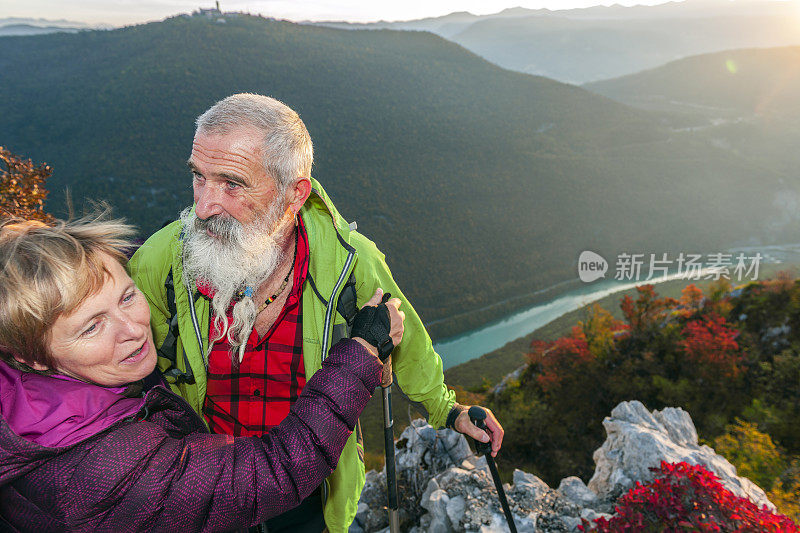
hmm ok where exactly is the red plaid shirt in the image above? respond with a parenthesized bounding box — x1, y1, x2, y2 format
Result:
(201, 219, 309, 436)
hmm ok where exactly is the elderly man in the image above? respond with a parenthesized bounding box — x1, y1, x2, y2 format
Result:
(129, 93, 503, 533)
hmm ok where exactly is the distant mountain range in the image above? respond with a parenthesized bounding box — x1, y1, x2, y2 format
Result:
(2, 14, 799, 335)
(584, 45, 800, 209)
(0, 17, 107, 37)
(314, 0, 800, 84)
(585, 46, 800, 117)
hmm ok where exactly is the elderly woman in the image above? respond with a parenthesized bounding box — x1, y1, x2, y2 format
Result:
(0, 216, 403, 532)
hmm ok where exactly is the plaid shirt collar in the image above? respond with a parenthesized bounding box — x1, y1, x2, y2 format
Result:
(201, 218, 311, 436)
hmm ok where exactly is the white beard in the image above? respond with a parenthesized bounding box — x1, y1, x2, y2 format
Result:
(180, 196, 290, 363)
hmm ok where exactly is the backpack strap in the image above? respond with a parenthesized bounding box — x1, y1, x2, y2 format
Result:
(337, 271, 358, 326)
(327, 271, 358, 349)
(157, 269, 195, 385)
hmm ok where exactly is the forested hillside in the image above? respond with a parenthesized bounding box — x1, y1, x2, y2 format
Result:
(585, 45, 800, 200)
(586, 46, 800, 117)
(486, 280, 800, 520)
(2, 14, 797, 334)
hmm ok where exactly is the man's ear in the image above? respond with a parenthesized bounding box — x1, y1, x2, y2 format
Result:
(288, 177, 312, 215)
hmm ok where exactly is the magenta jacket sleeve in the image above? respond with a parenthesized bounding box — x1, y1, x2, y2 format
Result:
(1, 339, 381, 532)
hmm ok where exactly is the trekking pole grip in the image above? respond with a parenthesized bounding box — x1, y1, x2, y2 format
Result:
(379, 292, 394, 386)
(468, 406, 491, 455)
(381, 355, 393, 386)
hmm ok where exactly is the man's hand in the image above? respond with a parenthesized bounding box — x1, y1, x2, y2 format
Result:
(454, 406, 504, 457)
(352, 288, 404, 359)
(363, 288, 404, 347)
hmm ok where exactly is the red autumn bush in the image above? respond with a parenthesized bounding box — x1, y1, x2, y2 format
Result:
(681, 313, 742, 378)
(529, 326, 592, 393)
(581, 461, 799, 532)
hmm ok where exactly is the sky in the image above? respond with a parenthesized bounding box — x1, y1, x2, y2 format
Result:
(3, 0, 691, 26)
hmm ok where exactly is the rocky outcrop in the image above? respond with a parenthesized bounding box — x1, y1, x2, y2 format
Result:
(351, 418, 475, 532)
(587, 401, 774, 510)
(350, 418, 599, 533)
(350, 401, 774, 532)
(490, 364, 526, 395)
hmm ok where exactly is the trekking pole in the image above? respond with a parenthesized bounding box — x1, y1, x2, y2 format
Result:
(381, 354, 400, 533)
(468, 406, 517, 533)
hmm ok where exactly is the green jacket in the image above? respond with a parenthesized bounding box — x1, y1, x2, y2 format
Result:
(128, 179, 456, 532)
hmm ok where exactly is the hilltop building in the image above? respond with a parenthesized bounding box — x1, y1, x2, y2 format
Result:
(197, 2, 221, 17)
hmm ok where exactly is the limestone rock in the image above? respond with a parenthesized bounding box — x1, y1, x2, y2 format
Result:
(354, 401, 777, 532)
(514, 469, 550, 500)
(587, 400, 774, 509)
(472, 455, 490, 473)
(560, 515, 582, 532)
(557, 476, 598, 508)
(653, 406, 697, 447)
(428, 515, 452, 533)
(423, 489, 450, 518)
(580, 508, 611, 522)
(446, 495, 466, 526)
(351, 470, 390, 532)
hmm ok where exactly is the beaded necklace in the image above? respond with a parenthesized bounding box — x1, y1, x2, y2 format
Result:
(238, 230, 298, 315)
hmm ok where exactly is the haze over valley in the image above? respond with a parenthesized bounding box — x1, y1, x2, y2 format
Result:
(3, 1, 800, 338)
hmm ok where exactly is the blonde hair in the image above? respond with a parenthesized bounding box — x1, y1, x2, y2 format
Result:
(0, 215, 136, 372)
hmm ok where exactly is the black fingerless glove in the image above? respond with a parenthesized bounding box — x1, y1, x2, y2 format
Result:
(351, 293, 394, 362)
(445, 403, 468, 430)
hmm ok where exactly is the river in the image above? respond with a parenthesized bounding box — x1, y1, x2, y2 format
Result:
(433, 244, 800, 369)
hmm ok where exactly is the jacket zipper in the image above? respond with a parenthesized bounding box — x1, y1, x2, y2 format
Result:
(320, 250, 355, 360)
(311, 187, 358, 362)
(186, 284, 205, 366)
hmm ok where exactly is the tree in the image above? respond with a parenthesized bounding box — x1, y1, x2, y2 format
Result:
(681, 312, 741, 378)
(712, 419, 785, 492)
(0, 147, 54, 222)
(677, 283, 704, 317)
(620, 284, 678, 333)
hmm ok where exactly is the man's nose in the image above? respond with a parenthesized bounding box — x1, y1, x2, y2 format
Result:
(194, 182, 224, 219)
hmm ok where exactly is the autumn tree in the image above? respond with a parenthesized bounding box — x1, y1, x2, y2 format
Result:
(620, 284, 678, 332)
(681, 312, 741, 378)
(0, 147, 54, 222)
(677, 283, 704, 317)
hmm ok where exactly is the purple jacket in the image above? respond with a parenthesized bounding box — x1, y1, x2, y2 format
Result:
(0, 339, 381, 532)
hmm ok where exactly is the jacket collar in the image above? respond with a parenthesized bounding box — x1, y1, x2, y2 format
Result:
(0, 360, 145, 449)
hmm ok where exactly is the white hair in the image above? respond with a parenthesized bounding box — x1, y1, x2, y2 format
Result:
(195, 93, 313, 191)
(180, 194, 291, 363)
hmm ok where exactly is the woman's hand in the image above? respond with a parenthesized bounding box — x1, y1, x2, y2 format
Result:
(352, 288, 405, 358)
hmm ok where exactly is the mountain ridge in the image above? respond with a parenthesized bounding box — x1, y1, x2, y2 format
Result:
(313, 1, 800, 83)
(2, 14, 797, 336)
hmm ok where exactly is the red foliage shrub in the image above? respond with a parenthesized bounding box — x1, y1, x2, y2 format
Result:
(681, 313, 741, 378)
(528, 326, 592, 393)
(581, 461, 799, 532)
